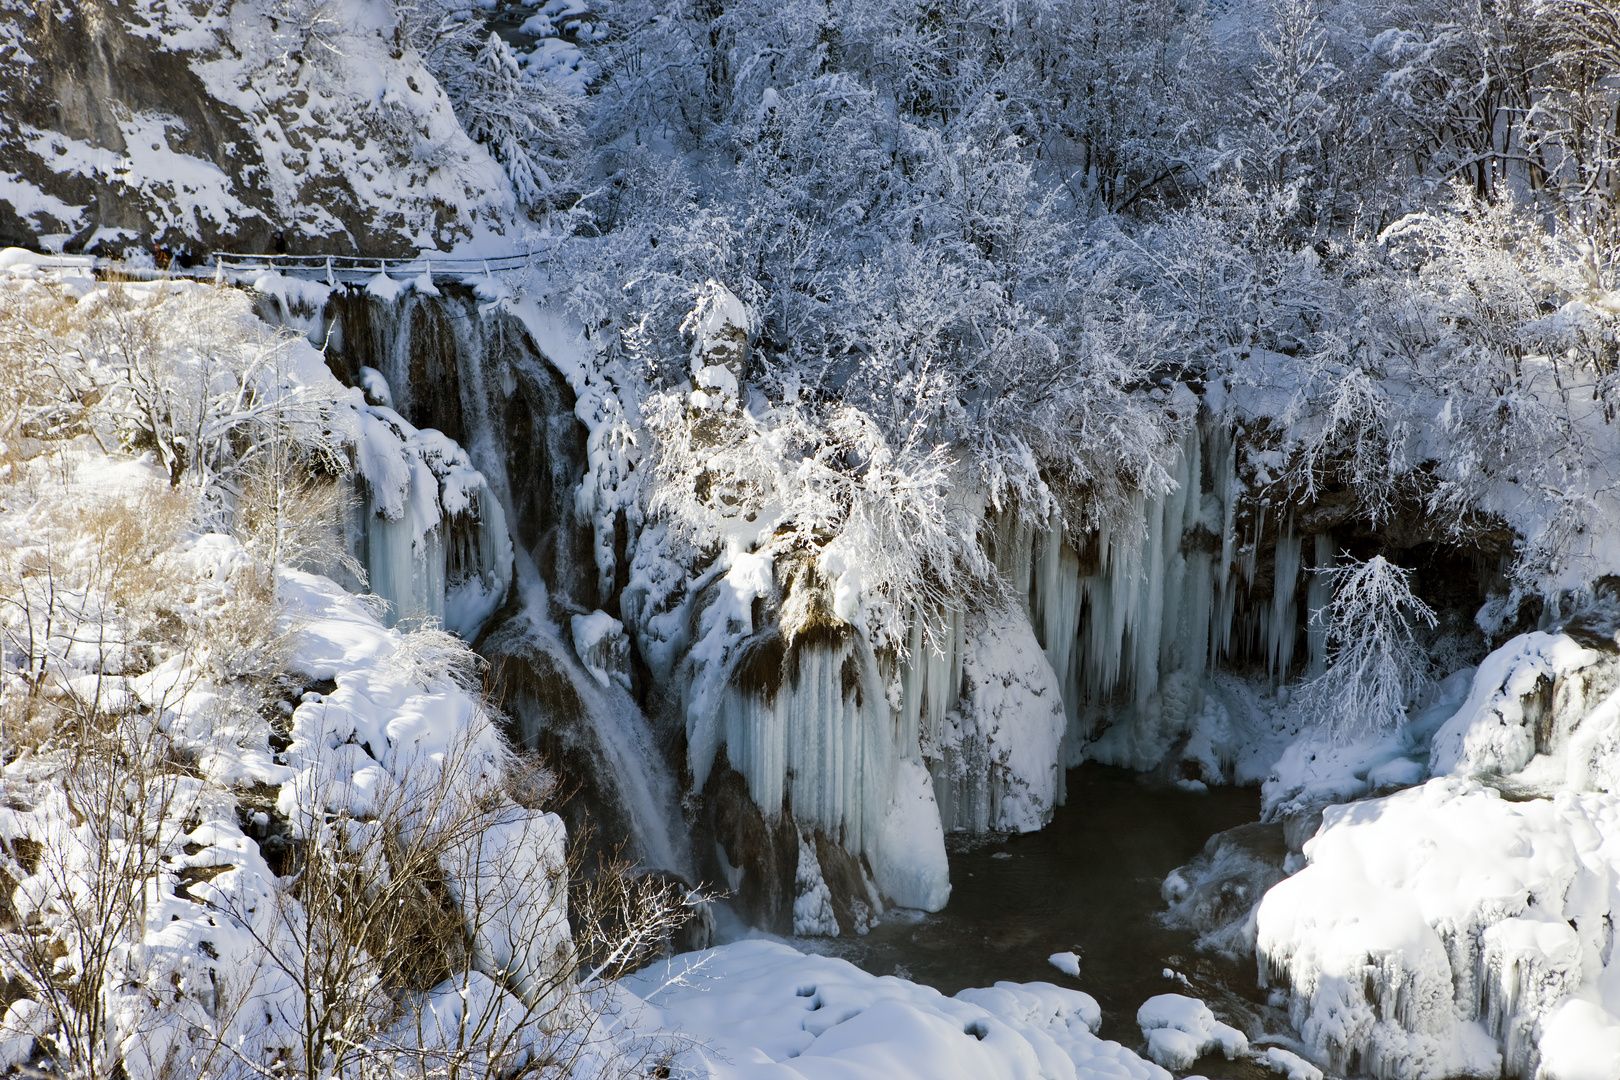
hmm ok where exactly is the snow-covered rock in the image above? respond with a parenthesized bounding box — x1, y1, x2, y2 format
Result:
(1254, 1045, 1323, 1080)
(1256, 777, 1620, 1079)
(1135, 994, 1247, 1071)
(934, 603, 1068, 834)
(1430, 631, 1620, 794)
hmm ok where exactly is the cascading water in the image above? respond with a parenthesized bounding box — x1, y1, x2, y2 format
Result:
(259, 270, 1358, 933)
(253, 275, 690, 876)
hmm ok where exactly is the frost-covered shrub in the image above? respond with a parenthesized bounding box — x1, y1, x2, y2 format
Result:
(1295, 555, 1437, 742)
(0, 277, 352, 537)
(644, 382, 988, 651)
(408, 2, 587, 214)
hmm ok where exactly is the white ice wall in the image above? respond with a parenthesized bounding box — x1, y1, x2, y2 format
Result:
(353, 399, 514, 639)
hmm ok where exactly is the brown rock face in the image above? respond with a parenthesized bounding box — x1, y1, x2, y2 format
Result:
(0, 0, 272, 249)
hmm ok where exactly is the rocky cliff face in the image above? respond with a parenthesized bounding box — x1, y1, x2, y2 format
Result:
(0, 0, 517, 255)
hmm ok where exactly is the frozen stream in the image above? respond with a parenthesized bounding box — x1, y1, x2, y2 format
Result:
(794, 762, 1280, 1078)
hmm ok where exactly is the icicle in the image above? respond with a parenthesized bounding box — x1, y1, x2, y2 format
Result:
(1268, 517, 1301, 682)
(1028, 522, 1083, 798)
(1209, 421, 1241, 667)
(362, 494, 446, 629)
(1306, 533, 1334, 678)
(1131, 484, 1167, 709)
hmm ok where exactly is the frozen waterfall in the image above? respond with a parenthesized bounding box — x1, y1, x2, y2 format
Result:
(254, 277, 692, 875)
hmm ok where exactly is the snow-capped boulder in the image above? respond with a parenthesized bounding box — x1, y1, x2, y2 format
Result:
(1430, 632, 1620, 793)
(1135, 993, 1248, 1071)
(1256, 777, 1620, 1080)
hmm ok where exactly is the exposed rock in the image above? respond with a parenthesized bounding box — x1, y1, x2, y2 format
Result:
(0, 0, 516, 254)
(698, 754, 799, 934)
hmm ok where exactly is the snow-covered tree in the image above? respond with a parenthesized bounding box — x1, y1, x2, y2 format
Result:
(1296, 554, 1438, 741)
(406, 0, 586, 213)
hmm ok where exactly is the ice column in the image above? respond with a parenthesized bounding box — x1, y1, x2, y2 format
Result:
(1306, 533, 1334, 678)
(1268, 518, 1302, 682)
(352, 400, 513, 637)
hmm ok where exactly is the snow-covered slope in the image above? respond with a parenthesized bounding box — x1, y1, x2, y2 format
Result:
(0, 254, 576, 1076)
(0, 0, 518, 254)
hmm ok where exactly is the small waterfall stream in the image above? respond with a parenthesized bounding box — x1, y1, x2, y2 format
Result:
(258, 281, 691, 877)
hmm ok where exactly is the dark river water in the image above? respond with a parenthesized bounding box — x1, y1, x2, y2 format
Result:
(805, 762, 1283, 1078)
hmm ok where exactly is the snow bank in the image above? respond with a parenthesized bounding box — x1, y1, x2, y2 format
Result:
(1263, 666, 1475, 823)
(622, 939, 1170, 1080)
(1256, 777, 1620, 1079)
(280, 569, 574, 1015)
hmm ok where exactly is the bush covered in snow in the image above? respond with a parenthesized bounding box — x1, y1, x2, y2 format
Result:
(1294, 555, 1438, 742)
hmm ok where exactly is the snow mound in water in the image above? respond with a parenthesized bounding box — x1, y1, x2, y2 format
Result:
(622, 939, 1168, 1080)
(1135, 994, 1247, 1071)
(1256, 776, 1620, 1080)
(1049, 951, 1082, 977)
(1254, 1045, 1322, 1080)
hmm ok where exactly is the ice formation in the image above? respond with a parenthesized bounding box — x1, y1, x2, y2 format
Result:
(923, 604, 1067, 834)
(1160, 821, 1288, 958)
(571, 609, 630, 689)
(793, 829, 843, 937)
(992, 413, 1341, 779)
(1256, 777, 1620, 1080)
(621, 939, 1171, 1080)
(352, 395, 514, 638)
